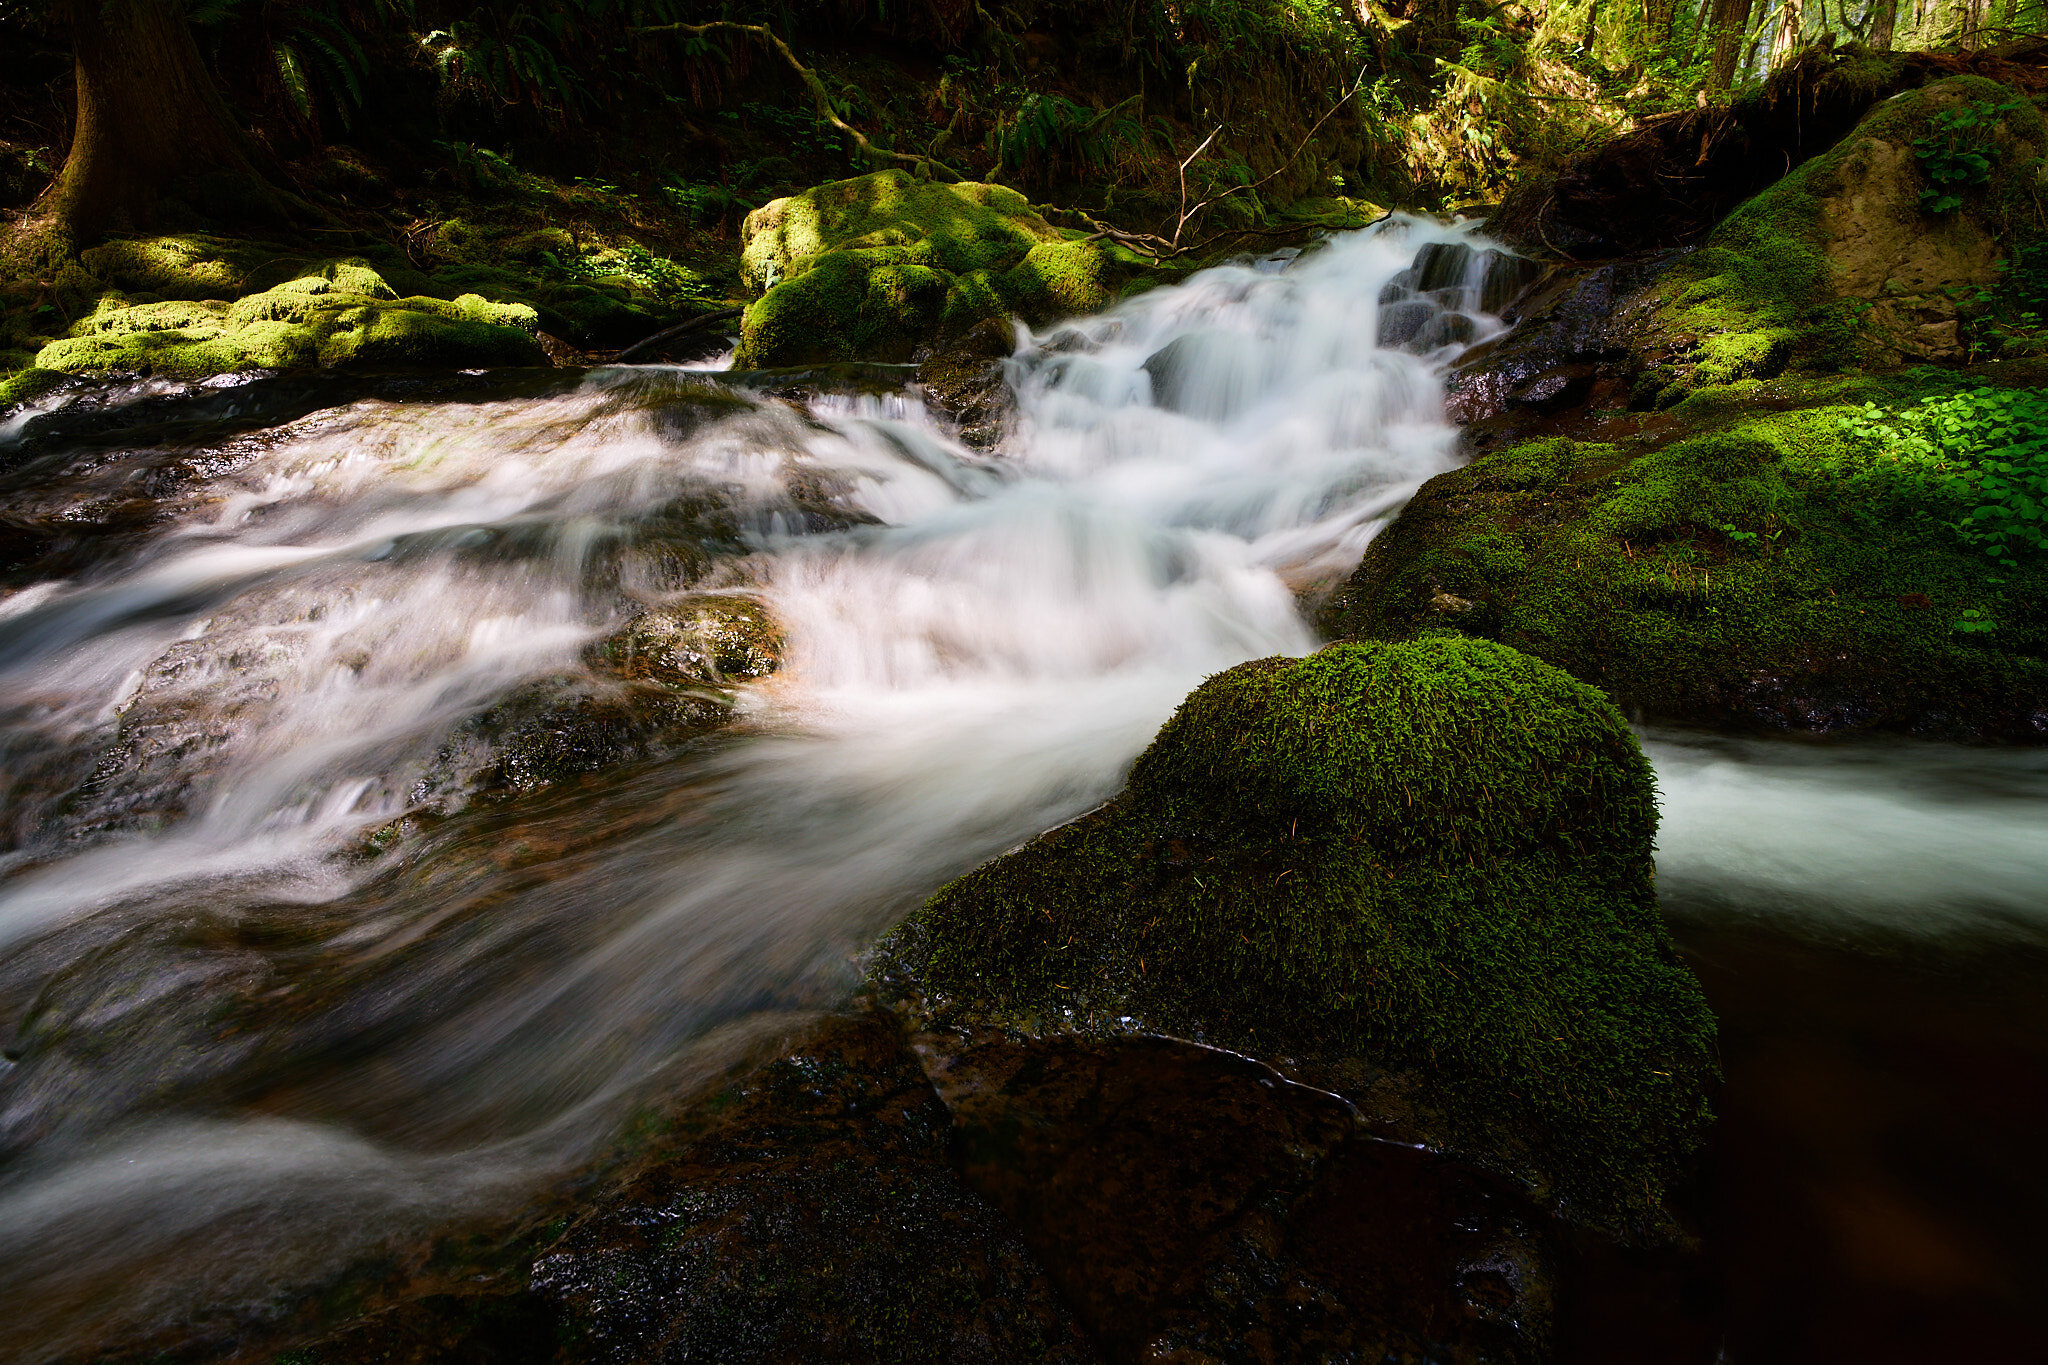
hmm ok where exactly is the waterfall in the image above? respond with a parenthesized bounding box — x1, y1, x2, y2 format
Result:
(5, 214, 2041, 1360)
(0, 217, 1508, 1356)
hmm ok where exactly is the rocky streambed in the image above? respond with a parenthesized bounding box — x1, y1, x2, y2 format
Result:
(3, 74, 2048, 1362)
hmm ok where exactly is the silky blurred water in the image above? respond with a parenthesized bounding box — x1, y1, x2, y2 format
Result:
(0, 219, 1512, 1358)
(1, 216, 2043, 1363)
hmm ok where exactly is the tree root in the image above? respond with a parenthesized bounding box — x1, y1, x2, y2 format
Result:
(637, 21, 971, 184)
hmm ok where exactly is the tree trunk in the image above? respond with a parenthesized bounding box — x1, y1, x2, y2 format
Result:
(1773, 0, 1804, 64)
(1869, 0, 1897, 48)
(36, 0, 295, 249)
(1645, 0, 1682, 46)
(1709, 0, 1758, 86)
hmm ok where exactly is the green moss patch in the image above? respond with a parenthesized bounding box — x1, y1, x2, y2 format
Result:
(734, 170, 1177, 368)
(30, 258, 545, 379)
(0, 366, 66, 407)
(1330, 369, 2048, 739)
(882, 637, 1717, 1231)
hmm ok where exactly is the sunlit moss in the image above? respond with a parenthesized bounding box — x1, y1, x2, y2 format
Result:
(0, 366, 64, 407)
(1332, 370, 2048, 738)
(734, 171, 1174, 367)
(33, 263, 544, 378)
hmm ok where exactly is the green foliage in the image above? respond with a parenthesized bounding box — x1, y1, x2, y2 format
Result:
(1913, 96, 2025, 214)
(189, 0, 403, 133)
(660, 177, 756, 230)
(1962, 240, 2048, 360)
(434, 139, 526, 194)
(986, 94, 1147, 187)
(720, 101, 848, 164)
(1839, 387, 2048, 564)
(548, 242, 719, 309)
(886, 637, 1717, 1230)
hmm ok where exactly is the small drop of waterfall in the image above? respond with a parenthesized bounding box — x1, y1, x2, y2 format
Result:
(2, 215, 2042, 1358)
(0, 216, 1510, 1355)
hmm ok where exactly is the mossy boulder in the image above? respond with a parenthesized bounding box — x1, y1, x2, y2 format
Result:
(1630, 75, 2046, 402)
(882, 637, 1717, 1230)
(0, 366, 67, 408)
(1328, 369, 2048, 740)
(30, 258, 545, 378)
(733, 170, 1167, 368)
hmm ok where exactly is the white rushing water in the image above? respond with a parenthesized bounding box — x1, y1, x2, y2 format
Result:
(1, 216, 2044, 1360)
(0, 219, 1505, 1357)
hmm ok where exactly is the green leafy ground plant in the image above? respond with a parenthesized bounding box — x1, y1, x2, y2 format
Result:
(1913, 96, 2025, 214)
(1839, 386, 2048, 565)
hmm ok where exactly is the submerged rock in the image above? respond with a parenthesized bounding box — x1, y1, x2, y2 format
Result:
(733, 171, 1168, 369)
(282, 1015, 1100, 1365)
(268, 1013, 1578, 1365)
(585, 594, 782, 689)
(912, 1027, 1558, 1364)
(879, 636, 1719, 1233)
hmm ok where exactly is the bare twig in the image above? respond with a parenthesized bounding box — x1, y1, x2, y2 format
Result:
(637, 21, 970, 182)
(1079, 64, 1375, 262)
(1171, 64, 1372, 251)
(615, 307, 745, 362)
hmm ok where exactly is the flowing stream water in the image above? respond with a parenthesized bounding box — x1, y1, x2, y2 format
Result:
(0, 218, 2044, 1363)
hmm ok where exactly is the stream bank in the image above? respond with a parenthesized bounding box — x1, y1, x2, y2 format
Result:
(3, 49, 2048, 1364)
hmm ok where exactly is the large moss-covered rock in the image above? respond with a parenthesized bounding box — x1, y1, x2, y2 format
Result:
(1629, 76, 2045, 402)
(1328, 369, 2048, 741)
(733, 170, 1166, 368)
(882, 637, 1717, 1230)
(30, 258, 546, 377)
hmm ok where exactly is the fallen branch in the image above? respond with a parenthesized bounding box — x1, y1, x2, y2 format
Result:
(1081, 65, 1374, 261)
(615, 306, 745, 363)
(636, 22, 970, 183)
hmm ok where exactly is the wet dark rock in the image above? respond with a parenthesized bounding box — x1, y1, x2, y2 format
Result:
(911, 1025, 1555, 1364)
(1445, 255, 1676, 438)
(288, 1014, 1099, 1365)
(1507, 365, 1598, 414)
(585, 596, 782, 689)
(917, 317, 1017, 450)
(1376, 298, 1437, 349)
(1141, 331, 1262, 419)
(439, 678, 732, 799)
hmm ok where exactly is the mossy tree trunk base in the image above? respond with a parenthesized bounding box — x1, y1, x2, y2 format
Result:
(17, 0, 305, 259)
